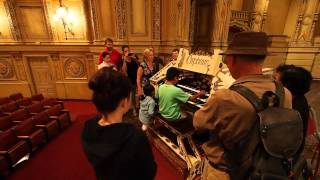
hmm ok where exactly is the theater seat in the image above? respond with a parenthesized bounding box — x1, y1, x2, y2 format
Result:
(1, 102, 20, 114)
(41, 98, 64, 109)
(16, 98, 33, 108)
(10, 109, 32, 124)
(0, 116, 16, 132)
(27, 102, 45, 115)
(32, 112, 59, 140)
(0, 156, 10, 177)
(46, 104, 71, 130)
(0, 110, 6, 117)
(9, 93, 23, 101)
(31, 94, 45, 102)
(0, 129, 29, 167)
(0, 97, 11, 106)
(13, 118, 46, 152)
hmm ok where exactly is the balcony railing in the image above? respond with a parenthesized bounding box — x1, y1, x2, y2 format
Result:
(231, 10, 250, 21)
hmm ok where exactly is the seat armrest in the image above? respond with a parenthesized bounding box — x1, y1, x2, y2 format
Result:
(17, 136, 29, 139)
(49, 116, 59, 119)
(3, 112, 11, 115)
(30, 112, 38, 115)
(0, 151, 7, 155)
(13, 120, 22, 124)
(43, 106, 51, 109)
(35, 125, 46, 128)
(61, 109, 69, 113)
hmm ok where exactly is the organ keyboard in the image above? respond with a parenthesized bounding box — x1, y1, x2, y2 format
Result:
(150, 48, 228, 111)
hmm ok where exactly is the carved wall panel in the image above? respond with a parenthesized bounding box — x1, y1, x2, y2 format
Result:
(93, 0, 116, 40)
(130, 0, 147, 35)
(63, 56, 87, 79)
(283, 0, 300, 40)
(0, 0, 14, 41)
(161, 0, 177, 41)
(13, 54, 27, 81)
(0, 57, 16, 80)
(127, 0, 151, 41)
(152, 0, 160, 40)
(27, 56, 56, 97)
(50, 54, 63, 80)
(15, 3, 51, 40)
(116, 0, 127, 40)
(312, 53, 320, 78)
(265, 0, 291, 35)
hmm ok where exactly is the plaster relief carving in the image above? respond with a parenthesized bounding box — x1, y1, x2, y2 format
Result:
(116, 0, 127, 39)
(298, 16, 313, 41)
(152, 0, 160, 40)
(64, 58, 86, 78)
(0, 59, 14, 79)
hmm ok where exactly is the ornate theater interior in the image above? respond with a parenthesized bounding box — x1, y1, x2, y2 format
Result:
(0, 0, 320, 179)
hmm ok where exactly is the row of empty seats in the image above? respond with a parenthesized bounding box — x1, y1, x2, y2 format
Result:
(0, 93, 71, 177)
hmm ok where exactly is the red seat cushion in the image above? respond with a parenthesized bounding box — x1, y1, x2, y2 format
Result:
(0, 116, 15, 131)
(31, 94, 44, 101)
(1, 102, 19, 113)
(17, 98, 33, 107)
(0, 97, 11, 106)
(46, 105, 63, 116)
(33, 112, 50, 125)
(9, 93, 23, 101)
(0, 130, 19, 151)
(13, 118, 37, 136)
(11, 109, 32, 122)
(27, 102, 44, 114)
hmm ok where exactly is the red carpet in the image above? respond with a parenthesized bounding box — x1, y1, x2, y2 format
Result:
(8, 101, 181, 180)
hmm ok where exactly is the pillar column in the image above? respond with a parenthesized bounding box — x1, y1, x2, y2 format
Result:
(293, 0, 320, 44)
(251, 0, 269, 32)
(211, 0, 232, 47)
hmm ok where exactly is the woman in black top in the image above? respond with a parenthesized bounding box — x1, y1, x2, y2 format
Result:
(275, 64, 313, 155)
(81, 67, 157, 180)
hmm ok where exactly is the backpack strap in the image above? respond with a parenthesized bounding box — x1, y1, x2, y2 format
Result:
(229, 85, 263, 112)
(275, 82, 284, 108)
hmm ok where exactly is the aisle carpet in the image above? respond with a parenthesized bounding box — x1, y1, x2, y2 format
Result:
(8, 101, 181, 180)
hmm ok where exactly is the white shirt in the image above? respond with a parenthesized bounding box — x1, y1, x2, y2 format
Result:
(98, 62, 117, 71)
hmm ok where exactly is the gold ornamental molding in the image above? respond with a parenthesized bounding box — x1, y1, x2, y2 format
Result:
(152, 0, 160, 40)
(4, 0, 22, 41)
(64, 57, 87, 79)
(0, 58, 15, 79)
(116, 0, 127, 40)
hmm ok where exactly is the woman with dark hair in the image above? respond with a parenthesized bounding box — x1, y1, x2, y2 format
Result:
(275, 64, 313, 154)
(81, 67, 157, 180)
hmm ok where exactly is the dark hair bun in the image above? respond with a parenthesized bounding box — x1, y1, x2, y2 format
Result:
(88, 67, 132, 114)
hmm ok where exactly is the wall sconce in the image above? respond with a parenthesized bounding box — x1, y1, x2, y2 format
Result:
(54, 0, 75, 40)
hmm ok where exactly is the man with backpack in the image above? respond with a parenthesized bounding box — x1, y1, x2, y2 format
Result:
(193, 32, 304, 179)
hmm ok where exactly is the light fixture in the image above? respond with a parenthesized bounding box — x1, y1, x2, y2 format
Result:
(54, 0, 74, 40)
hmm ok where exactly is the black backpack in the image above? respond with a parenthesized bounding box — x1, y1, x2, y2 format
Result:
(228, 82, 306, 180)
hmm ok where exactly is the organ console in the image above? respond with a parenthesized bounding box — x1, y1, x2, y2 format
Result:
(148, 48, 273, 178)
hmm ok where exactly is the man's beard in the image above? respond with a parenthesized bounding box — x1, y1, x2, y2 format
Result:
(107, 47, 113, 51)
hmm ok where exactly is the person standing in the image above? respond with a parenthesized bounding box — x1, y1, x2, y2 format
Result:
(98, 38, 122, 70)
(149, 47, 164, 69)
(193, 32, 292, 180)
(98, 51, 117, 70)
(274, 64, 312, 156)
(137, 48, 159, 96)
(121, 45, 139, 115)
(171, 48, 179, 61)
(82, 67, 157, 180)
